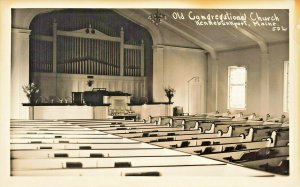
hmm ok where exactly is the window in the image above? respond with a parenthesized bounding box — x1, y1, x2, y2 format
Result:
(283, 61, 289, 112)
(228, 66, 247, 109)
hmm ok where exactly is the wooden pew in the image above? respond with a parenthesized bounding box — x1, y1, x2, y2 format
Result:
(10, 137, 137, 144)
(11, 147, 188, 159)
(240, 156, 289, 172)
(151, 135, 250, 149)
(11, 128, 96, 132)
(214, 122, 282, 134)
(10, 134, 112, 139)
(11, 162, 274, 177)
(131, 127, 233, 143)
(92, 125, 174, 132)
(113, 129, 203, 138)
(10, 142, 155, 150)
(204, 146, 289, 162)
(76, 122, 158, 129)
(11, 155, 222, 170)
(259, 159, 289, 175)
(174, 139, 273, 155)
(10, 118, 288, 177)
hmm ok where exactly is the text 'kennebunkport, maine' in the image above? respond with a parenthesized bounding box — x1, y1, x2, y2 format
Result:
(172, 11, 288, 31)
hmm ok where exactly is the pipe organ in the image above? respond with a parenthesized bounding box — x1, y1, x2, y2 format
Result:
(30, 22, 144, 77)
(30, 20, 147, 100)
(30, 40, 53, 73)
(56, 36, 121, 75)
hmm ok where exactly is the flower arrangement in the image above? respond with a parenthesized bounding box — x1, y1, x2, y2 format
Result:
(87, 79, 94, 87)
(22, 82, 40, 103)
(164, 86, 175, 103)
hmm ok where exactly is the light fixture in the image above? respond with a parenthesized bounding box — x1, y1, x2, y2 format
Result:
(148, 9, 167, 25)
(86, 24, 95, 34)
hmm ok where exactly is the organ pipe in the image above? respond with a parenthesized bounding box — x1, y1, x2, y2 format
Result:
(120, 27, 124, 76)
(52, 20, 57, 73)
(31, 26, 143, 77)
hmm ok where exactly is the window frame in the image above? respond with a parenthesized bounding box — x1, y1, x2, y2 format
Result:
(227, 66, 247, 110)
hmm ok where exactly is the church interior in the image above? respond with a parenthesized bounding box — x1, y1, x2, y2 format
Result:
(9, 8, 291, 179)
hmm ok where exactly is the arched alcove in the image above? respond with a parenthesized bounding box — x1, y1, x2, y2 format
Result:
(28, 9, 154, 102)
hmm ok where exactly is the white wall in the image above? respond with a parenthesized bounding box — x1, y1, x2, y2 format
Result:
(159, 27, 198, 48)
(155, 46, 207, 115)
(207, 42, 289, 117)
(269, 42, 289, 115)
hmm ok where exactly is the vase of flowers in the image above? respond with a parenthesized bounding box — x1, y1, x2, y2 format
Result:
(22, 82, 40, 104)
(164, 86, 175, 104)
(87, 79, 94, 91)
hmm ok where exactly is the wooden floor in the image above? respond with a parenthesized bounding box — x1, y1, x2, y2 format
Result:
(10, 119, 288, 176)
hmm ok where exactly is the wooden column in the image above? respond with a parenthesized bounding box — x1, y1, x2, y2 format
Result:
(141, 40, 145, 76)
(120, 27, 124, 76)
(260, 52, 270, 116)
(52, 20, 57, 73)
(211, 58, 219, 112)
(152, 45, 165, 102)
(11, 28, 31, 119)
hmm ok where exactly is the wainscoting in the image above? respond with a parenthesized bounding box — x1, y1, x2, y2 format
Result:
(26, 104, 171, 120)
(32, 72, 147, 100)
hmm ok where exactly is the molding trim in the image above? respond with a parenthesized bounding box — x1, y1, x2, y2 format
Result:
(57, 29, 121, 42)
(155, 44, 206, 53)
(12, 28, 31, 34)
(33, 72, 146, 81)
(237, 27, 268, 54)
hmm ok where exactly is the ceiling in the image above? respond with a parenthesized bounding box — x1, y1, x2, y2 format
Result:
(12, 8, 289, 56)
(115, 9, 289, 53)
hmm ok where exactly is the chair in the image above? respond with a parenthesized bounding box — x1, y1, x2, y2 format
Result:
(173, 106, 188, 116)
(130, 96, 138, 104)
